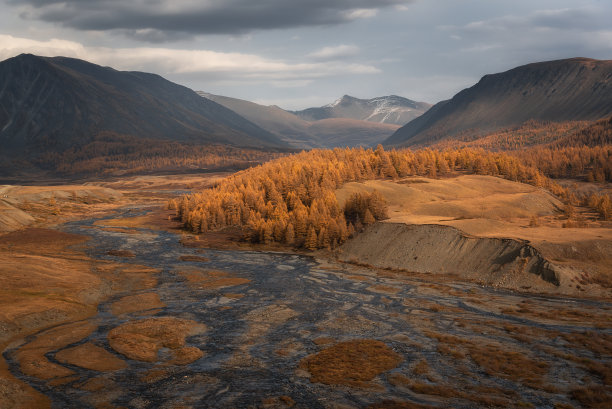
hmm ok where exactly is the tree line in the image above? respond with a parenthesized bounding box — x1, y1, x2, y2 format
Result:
(433, 117, 612, 183)
(36, 132, 284, 175)
(171, 146, 606, 250)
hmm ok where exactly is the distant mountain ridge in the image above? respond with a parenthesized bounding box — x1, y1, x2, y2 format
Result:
(293, 94, 431, 125)
(198, 92, 320, 148)
(385, 58, 612, 147)
(199, 92, 402, 148)
(0, 54, 285, 161)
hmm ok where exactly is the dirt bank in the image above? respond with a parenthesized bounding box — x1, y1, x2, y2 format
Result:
(338, 223, 596, 295)
(0, 185, 122, 233)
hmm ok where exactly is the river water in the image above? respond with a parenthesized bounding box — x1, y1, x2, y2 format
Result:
(5, 208, 612, 408)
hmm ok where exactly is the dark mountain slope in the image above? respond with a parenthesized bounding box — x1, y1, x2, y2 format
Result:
(385, 58, 612, 147)
(198, 92, 322, 149)
(0, 54, 285, 158)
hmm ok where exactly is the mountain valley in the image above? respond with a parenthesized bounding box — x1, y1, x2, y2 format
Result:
(199, 92, 425, 148)
(1, 54, 611, 409)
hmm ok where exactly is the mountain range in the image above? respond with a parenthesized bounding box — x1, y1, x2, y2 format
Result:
(2, 53, 610, 177)
(384, 58, 612, 147)
(199, 92, 408, 148)
(292, 95, 431, 125)
(0, 54, 286, 161)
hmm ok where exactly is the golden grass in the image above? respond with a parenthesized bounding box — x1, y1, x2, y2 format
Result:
(222, 293, 244, 299)
(425, 330, 552, 390)
(107, 249, 135, 257)
(299, 339, 402, 387)
(367, 284, 402, 294)
(312, 337, 335, 346)
(561, 331, 612, 357)
(94, 215, 154, 229)
(337, 175, 561, 225)
(261, 396, 296, 408)
(15, 321, 97, 380)
(570, 386, 612, 409)
(98, 227, 141, 234)
(140, 368, 173, 384)
(366, 401, 436, 409)
(0, 228, 88, 250)
(110, 292, 165, 315)
(178, 255, 211, 262)
(337, 176, 612, 290)
(468, 344, 550, 390)
(411, 359, 431, 376)
(76, 376, 117, 392)
(168, 346, 204, 365)
(346, 274, 372, 282)
(387, 372, 517, 407)
(502, 301, 612, 327)
(179, 269, 250, 290)
(108, 317, 205, 363)
(54, 342, 126, 371)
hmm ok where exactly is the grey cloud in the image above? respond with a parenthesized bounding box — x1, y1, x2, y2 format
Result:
(308, 44, 360, 61)
(529, 8, 598, 30)
(11, 0, 415, 40)
(460, 7, 608, 33)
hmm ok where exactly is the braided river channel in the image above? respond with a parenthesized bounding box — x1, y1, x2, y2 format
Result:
(5, 207, 612, 409)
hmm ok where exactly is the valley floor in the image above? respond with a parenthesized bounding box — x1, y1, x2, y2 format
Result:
(0, 173, 610, 409)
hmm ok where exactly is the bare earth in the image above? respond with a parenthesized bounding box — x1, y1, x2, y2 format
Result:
(336, 175, 612, 295)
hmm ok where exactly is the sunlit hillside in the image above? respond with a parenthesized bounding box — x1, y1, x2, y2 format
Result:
(171, 146, 611, 250)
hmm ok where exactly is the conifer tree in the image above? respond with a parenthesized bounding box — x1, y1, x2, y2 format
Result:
(305, 226, 318, 250)
(363, 209, 375, 225)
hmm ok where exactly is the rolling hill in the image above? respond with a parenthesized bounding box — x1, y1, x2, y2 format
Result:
(385, 58, 612, 147)
(293, 94, 431, 125)
(0, 54, 286, 165)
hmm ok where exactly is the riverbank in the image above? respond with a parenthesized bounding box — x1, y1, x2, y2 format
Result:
(4, 207, 611, 408)
(0, 173, 226, 409)
(1, 172, 611, 408)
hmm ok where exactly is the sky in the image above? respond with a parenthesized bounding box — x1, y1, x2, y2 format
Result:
(0, 0, 611, 110)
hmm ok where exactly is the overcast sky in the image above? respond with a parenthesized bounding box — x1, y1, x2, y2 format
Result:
(1, 0, 611, 109)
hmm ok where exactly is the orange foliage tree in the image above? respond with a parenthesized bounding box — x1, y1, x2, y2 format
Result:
(171, 146, 571, 249)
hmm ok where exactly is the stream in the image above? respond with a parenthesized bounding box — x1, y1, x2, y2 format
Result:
(4, 208, 612, 409)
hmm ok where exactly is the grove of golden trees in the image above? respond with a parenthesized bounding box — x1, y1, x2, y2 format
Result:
(171, 145, 600, 250)
(513, 145, 612, 182)
(435, 120, 590, 151)
(433, 116, 612, 183)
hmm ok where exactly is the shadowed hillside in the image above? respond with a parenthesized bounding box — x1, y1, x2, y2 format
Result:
(198, 92, 322, 149)
(385, 58, 612, 147)
(0, 54, 286, 174)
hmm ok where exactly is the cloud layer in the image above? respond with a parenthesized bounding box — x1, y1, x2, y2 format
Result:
(2, 1, 611, 110)
(0, 34, 379, 84)
(13, 0, 414, 41)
